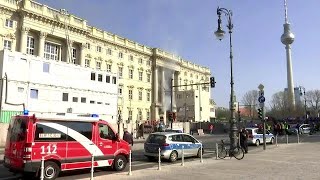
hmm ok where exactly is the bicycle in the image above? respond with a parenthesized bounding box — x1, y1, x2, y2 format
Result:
(217, 139, 244, 160)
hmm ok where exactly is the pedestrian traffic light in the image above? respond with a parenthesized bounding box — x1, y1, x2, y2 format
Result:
(210, 77, 216, 88)
(258, 108, 263, 119)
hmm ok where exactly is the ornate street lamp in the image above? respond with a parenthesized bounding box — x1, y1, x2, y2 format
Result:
(214, 7, 238, 149)
(299, 86, 307, 120)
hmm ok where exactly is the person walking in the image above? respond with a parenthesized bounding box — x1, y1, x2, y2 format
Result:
(239, 128, 248, 154)
(209, 124, 214, 134)
(123, 128, 133, 146)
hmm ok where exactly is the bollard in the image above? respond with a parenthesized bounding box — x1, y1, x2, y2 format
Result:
(275, 134, 278, 147)
(40, 157, 44, 180)
(200, 144, 203, 163)
(90, 154, 94, 180)
(215, 143, 218, 160)
(128, 150, 132, 175)
(238, 133, 241, 147)
(158, 147, 161, 170)
(297, 132, 300, 144)
(286, 134, 288, 144)
(181, 146, 184, 166)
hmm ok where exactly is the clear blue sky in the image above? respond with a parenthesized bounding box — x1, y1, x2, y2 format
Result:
(37, 0, 320, 108)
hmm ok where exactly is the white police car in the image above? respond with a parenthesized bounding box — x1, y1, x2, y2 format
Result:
(144, 132, 203, 162)
(245, 127, 274, 146)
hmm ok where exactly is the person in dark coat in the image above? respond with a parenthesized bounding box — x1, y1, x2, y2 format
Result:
(239, 128, 248, 153)
(123, 129, 133, 146)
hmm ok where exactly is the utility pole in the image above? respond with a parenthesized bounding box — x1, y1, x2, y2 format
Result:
(170, 78, 173, 129)
(258, 84, 266, 150)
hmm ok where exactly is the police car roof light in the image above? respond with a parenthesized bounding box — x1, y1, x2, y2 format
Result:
(23, 110, 29, 115)
(91, 114, 99, 118)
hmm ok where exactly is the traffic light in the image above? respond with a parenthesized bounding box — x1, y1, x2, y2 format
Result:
(210, 77, 216, 88)
(258, 108, 263, 119)
(168, 112, 173, 122)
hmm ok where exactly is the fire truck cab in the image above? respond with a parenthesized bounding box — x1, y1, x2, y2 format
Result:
(4, 113, 130, 180)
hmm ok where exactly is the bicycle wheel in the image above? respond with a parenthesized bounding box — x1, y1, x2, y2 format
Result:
(231, 147, 244, 160)
(217, 144, 227, 159)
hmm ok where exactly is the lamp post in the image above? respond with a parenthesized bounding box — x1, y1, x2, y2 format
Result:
(214, 7, 238, 149)
(299, 86, 307, 120)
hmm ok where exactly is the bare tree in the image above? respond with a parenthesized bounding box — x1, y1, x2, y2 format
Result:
(241, 90, 259, 119)
(305, 90, 320, 117)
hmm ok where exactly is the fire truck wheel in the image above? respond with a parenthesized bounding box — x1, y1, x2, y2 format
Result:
(44, 161, 60, 180)
(113, 155, 127, 171)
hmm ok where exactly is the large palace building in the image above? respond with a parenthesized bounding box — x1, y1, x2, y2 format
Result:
(0, 0, 215, 130)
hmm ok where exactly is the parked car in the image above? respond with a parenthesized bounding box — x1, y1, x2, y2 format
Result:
(245, 127, 275, 146)
(298, 124, 311, 134)
(144, 132, 203, 162)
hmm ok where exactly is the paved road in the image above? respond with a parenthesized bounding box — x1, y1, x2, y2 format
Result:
(0, 133, 318, 180)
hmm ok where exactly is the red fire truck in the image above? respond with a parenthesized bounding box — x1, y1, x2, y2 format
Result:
(4, 113, 130, 180)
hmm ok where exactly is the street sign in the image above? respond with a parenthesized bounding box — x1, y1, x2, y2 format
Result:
(258, 96, 265, 103)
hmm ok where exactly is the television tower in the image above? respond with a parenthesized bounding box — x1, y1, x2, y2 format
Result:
(281, 0, 295, 110)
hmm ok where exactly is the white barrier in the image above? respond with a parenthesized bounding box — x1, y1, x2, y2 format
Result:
(158, 147, 161, 170)
(40, 157, 44, 180)
(215, 143, 218, 160)
(181, 146, 185, 166)
(90, 154, 94, 180)
(286, 134, 289, 144)
(128, 150, 132, 176)
(275, 135, 278, 146)
(297, 133, 300, 144)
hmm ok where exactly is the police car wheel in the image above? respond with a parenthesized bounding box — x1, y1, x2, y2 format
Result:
(113, 155, 127, 171)
(169, 151, 178, 162)
(255, 140, 260, 146)
(44, 161, 60, 180)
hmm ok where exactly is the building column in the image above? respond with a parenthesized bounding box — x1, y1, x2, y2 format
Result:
(80, 43, 86, 66)
(64, 40, 74, 63)
(20, 26, 30, 54)
(38, 32, 47, 57)
(161, 67, 165, 105)
(172, 71, 178, 111)
(151, 66, 159, 121)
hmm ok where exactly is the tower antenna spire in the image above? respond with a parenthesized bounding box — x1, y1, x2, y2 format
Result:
(284, 0, 288, 23)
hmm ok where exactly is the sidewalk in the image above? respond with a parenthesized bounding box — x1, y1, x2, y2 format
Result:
(81, 142, 320, 180)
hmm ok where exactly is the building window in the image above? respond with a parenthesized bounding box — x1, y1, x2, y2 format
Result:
(147, 73, 151, 83)
(190, 73, 193, 78)
(139, 91, 142, 101)
(4, 40, 12, 50)
(90, 100, 95, 104)
(139, 58, 143, 64)
(138, 109, 142, 121)
(96, 46, 101, 52)
(147, 60, 151, 66)
(129, 55, 133, 61)
(86, 43, 90, 49)
(71, 48, 77, 64)
(139, 72, 143, 81)
(112, 77, 117, 84)
(72, 97, 78, 102)
(81, 97, 86, 103)
(30, 89, 38, 99)
(128, 110, 132, 121)
(44, 42, 60, 61)
(85, 59, 90, 67)
(106, 64, 112, 72)
(147, 92, 150, 101)
(98, 74, 103, 82)
(90, 72, 96, 81)
(96, 61, 101, 70)
(107, 48, 112, 55)
(196, 75, 199, 79)
(43, 63, 50, 73)
(119, 52, 123, 59)
(26, 36, 35, 55)
(146, 111, 150, 120)
(129, 69, 133, 79)
(5, 19, 13, 28)
(62, 93, 68, 102)
(118, 87, 122, 95)
(128, 90, 133, 100)
(184, 72, 187, 76)
(106, 75, 110, 83)
(118, 67, 123, 79)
